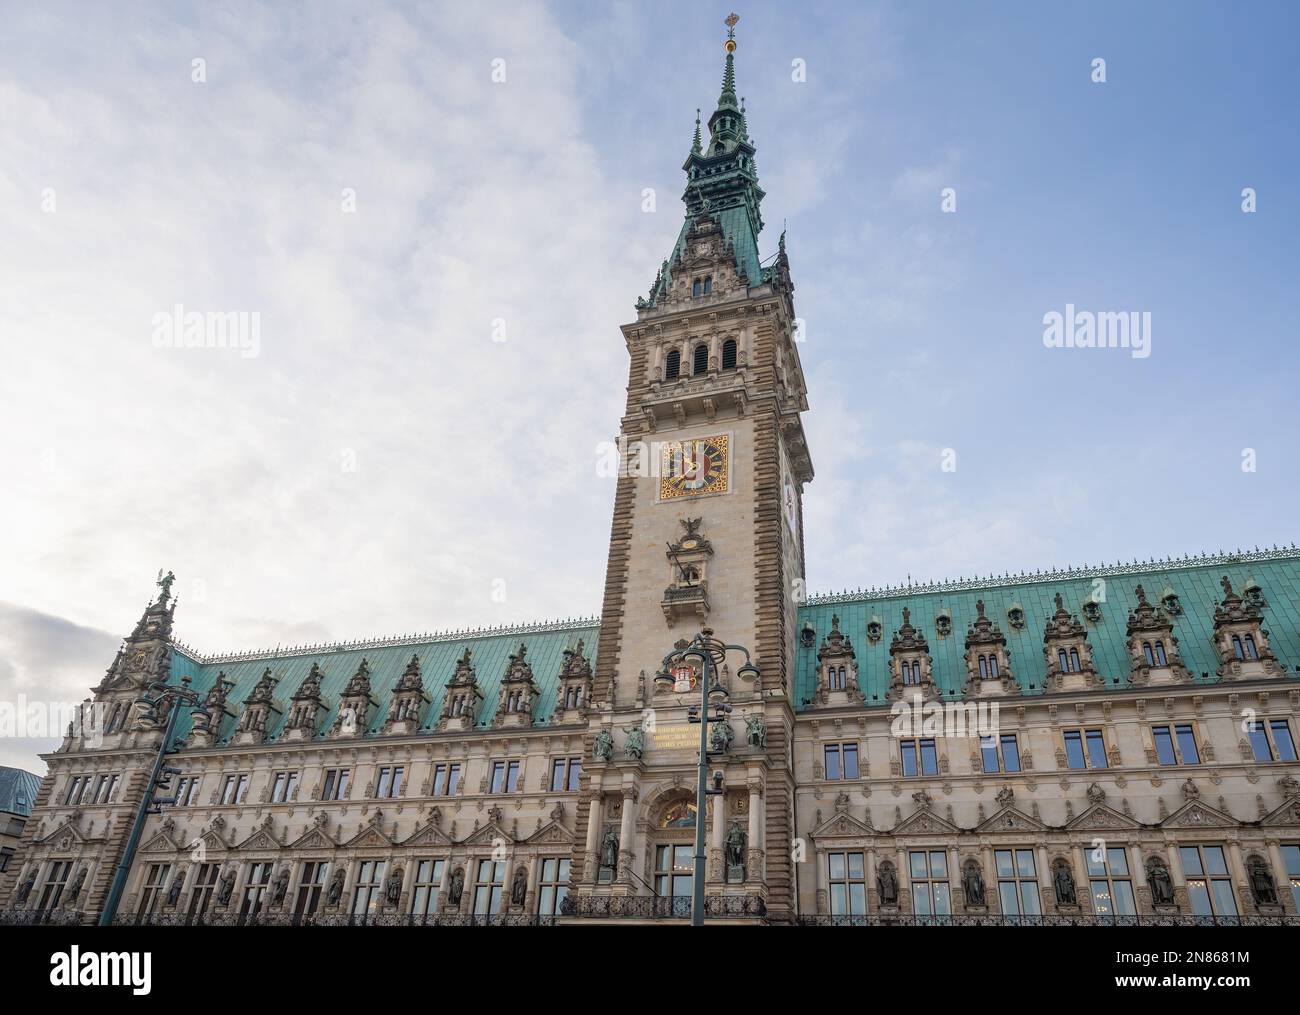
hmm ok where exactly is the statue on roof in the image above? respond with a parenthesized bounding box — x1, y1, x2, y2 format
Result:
(156, 569, 176, 604)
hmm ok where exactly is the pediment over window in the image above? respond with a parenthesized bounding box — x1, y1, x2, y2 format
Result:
(1065, 803, 1140, 832)
(1160, 799, 1236, 829)
(342, 815, 396, 850)
(138, 830, 182, 854)
(286, 825, 337, 850)
(38, 819, 96, 847)
(809, 810, 876, 840)
(892, 808, 959, 836)
(525, 819, 575, 845)
(975, 806, 1045, 834)
(462, 820, 514, 846)
(1260, 798, 1300, 827)
(234, 825, 283, 852)
(401, 821, 455, 848)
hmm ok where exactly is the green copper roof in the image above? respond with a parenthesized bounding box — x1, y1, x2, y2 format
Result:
(648, 39, 767, 305)
(169, 620, 599, 746)
(793, 550, 1300, 710)
(0, 767, 42, 817)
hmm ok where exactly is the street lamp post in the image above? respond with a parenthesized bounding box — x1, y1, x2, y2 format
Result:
(99, 678, 201, 927)
(655, 628, 759, 926)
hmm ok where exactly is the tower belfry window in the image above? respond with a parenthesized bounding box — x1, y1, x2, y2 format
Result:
(693, 343, 709, 375)
(665, 349, 680, 380)
(722, 338, 737, 369)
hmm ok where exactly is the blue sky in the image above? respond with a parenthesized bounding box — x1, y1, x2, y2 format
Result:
(0, 2, 1296, 769)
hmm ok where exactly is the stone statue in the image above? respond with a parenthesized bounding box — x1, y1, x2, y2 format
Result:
(623, 724, 645, 760)
(1148, 859, 1175, 906)
(1053, 862, 1077, 905)
(600, 828, 620, 870)
(962, 861, 986, 907)
(1248, 856, 1278, 906)
(272, 865, 289, 904)
(327, 869, 345, 906)
(592, 728, 614, 762)
(16, 870, 35, 905)
(67, 867, 87, 905)
(156, 569, 176, 602)
(511, 866, 527, 906)
(386, 869, 402, 905)
(448, 867, 465, 906)
(217, 866, 236, 906)
(877, 862, 898, 906)
(745, 713, 766, 748)
(710, 719, 734, 754)
(166, 871, 183, 907)
(725, 822, 746, 872)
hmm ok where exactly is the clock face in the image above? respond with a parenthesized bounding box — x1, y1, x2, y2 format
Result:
(660, 435, 729, 500)
(784, 473, 799, 535)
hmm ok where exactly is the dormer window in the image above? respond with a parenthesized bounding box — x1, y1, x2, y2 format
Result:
(814, 614, 862, 705)
(665, 349, 681, 380)
(703, 276, 713, 294)
(1212, 576, 1284, 679)
(1043, 593, 1100, 692)
(829, 666, 847, 691)
(963, 599, 1019, 698)
(722, 338, 737, 370)
(1058, 648, 1081, 673)
(978, 654, 1000, 679)
(693, 343, 709, 375)
(1233, 634, 1258, 661)
(1142, 640, 1169, 666)
(887, 607, 935, 701)
(692, 279, 702, 297)
(902, 660, 921, 685)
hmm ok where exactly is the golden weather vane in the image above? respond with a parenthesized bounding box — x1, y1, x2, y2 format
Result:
(725, 12, 739, 51)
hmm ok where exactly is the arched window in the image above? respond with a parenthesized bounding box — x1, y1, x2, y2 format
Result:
(722, 338, 737, 369)
(1058, 649, 1068, 672)
(1142, 642, 1155, 666)
(693, 343, 709, 375)
(1154, 641, 1168, 666)
(1069, 648, 1081, 673)
(1244, 635, 1258, 660)
(703, 276, 713, 295)
(692, 279, 702, 298)
(989, 655, 1000, 677)
(1232, 635, 1244, 660)
(665, 349, 680, 380)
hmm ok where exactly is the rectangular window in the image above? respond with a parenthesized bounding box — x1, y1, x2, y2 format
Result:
(549, 758, 582, 792)
(92, 773, 120, 804)
(351, 860, 386, 917)
(824, 745, 841, 780)
(1270, 720, 1297, 762)
(375, 766, 404, 799)
(139, 863, 171, 916)
(221, 773, 249, 805)
(472, 858, 505, 915)
(999, 734, 1020, 773)
(432, 763, 462, 797)
(901, 740, 917, 778)
(1086, 846, 1136, 918)
(981, 736, 1000, 774)
(188, 863, 220, 916)
(410, 858, 446, 919)
(1064, 729, 1108, 770)
(175, 776, 202, 806)
(537, 857, 571, 916)
(654, 844, 693, 899)
(1180, 845, 1236, 918)
(63, 776, 87, 805)
(270, 771, 299, 803)
(910, 850, 951, 921)
(827, 851, 868, 918)
(995, 848, 1041, 919)
(900, 739, 937, 777)
(321, 769, 349, 801)
(1282, 844, 1300, 913)
(490, 761, 520, 794)
(240, 861, 274, 918)
(38, 861, 72, 911)
(1151, 724, 1200, 766)
(294, 861, 330, 918)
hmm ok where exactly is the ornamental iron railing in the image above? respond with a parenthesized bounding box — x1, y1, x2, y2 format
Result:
(795, 913, 1300, 927)
(560, 894, 766, 919)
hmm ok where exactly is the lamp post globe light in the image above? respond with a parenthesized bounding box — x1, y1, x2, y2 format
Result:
(654, 627, 759, 926)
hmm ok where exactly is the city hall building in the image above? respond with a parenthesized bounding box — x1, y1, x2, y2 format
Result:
(4, 27, 1299, 928)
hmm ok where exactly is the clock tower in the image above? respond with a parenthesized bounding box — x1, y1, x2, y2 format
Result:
(580, 18, 814, 922)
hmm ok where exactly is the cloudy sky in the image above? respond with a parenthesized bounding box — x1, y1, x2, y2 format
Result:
(1, 1, 1297, 773)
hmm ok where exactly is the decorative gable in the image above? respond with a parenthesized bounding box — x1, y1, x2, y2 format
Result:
(1161, 798, 1236, 830)
(976, 806, 1045, 835)
(1066, 803, 1140, 832)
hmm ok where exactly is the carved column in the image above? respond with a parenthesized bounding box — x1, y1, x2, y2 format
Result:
(981, 845, 997, 914)
(615, 787, 636, 891)
(1267, 840, 1295, 914)
(948, 846, 960, 914)
(1166, 842, 1188, 911)
(815, 848, 828, 915)
(709, 793, 725, 883)
(1227, 841, 1251, 910)
(746, 779, 763, 883)
(1073, 844, 1094, 914)
(1036, 844, 1052, 913)
(583, 794, 602, 885)
(1130, 844, 1150, 914)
